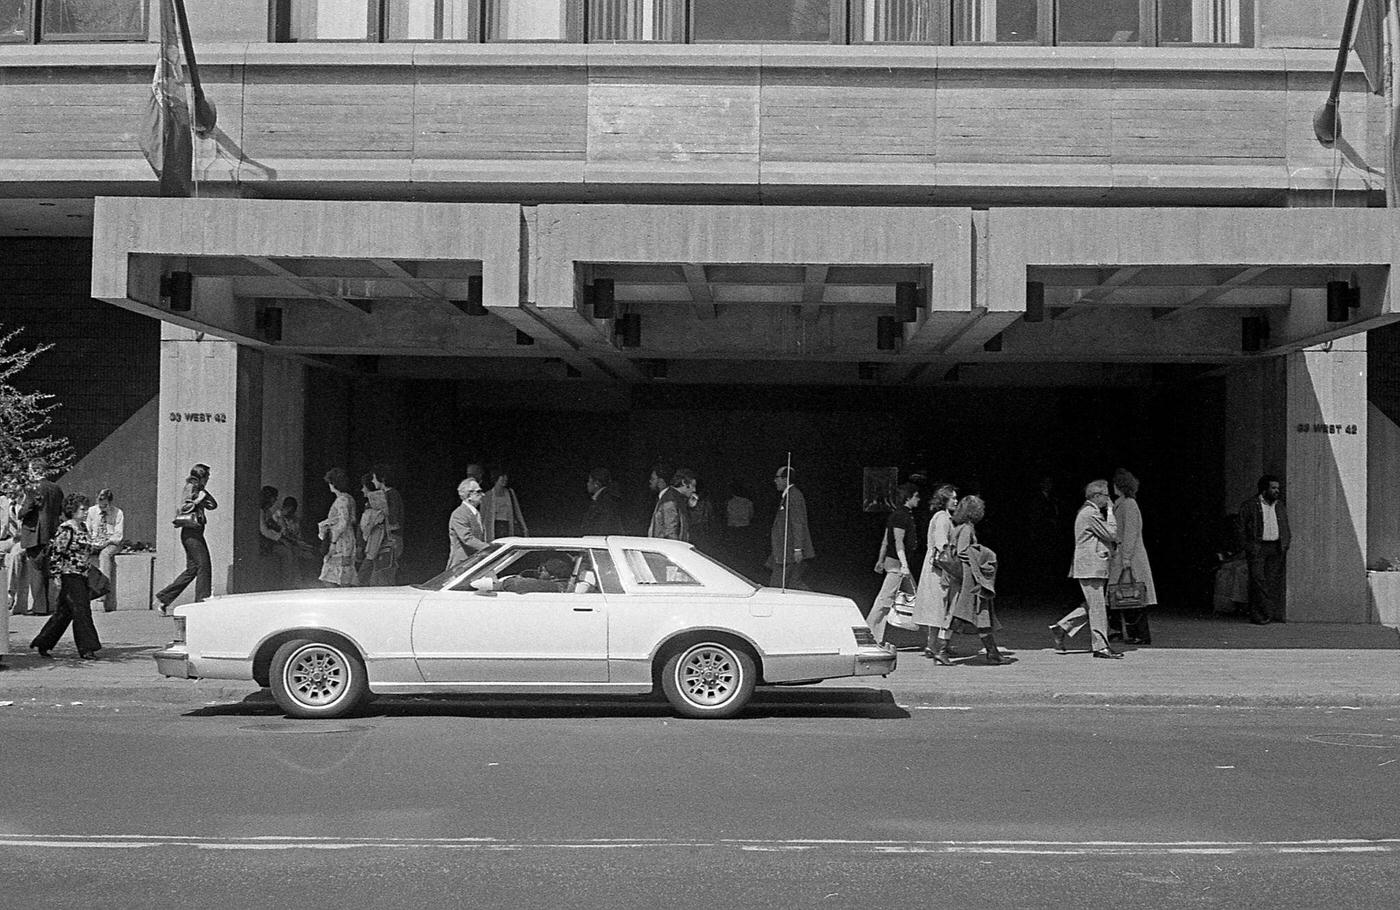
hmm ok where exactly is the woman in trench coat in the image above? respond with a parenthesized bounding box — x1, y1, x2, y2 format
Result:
(914, 484, 958, 659)
(1108, 468, 1156, 645)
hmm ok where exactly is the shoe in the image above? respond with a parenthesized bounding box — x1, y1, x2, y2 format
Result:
(981, 634, 1003, 666)
(154, 600, 168, 615)
(78, 652, 98, 661)
(930, 643, 955, 666)
(1124, 637, 1150, 646)
(1092, 649, 1123, 660)
(1249, 616, 1271, 625)
(1048, 625, 1067, 653)
(30, 645, 51, 659)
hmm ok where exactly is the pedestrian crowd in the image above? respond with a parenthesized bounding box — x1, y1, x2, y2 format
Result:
(4, 446, 1290, 665)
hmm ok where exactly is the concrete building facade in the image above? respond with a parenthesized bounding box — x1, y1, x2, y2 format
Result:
(3, 0, 1398, 623)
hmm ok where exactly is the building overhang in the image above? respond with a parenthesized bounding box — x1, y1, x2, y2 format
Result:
(90, 197, 1400, 386)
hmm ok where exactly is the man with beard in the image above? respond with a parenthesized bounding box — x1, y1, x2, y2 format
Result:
(1240, 474, 1290, 625)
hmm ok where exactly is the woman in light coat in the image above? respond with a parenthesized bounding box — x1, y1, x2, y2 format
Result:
(1108, 468, 1156, 644)
(317, 468, 359, 587)
(481, 470, 529, 543)
(914, 484, 958, 660)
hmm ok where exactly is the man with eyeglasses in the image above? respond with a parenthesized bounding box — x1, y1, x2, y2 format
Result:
(1049, 479, 1123, 659)
(769, 467, 814, 590)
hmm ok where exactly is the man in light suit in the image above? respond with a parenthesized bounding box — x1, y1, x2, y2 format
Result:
(1240, 474, 1290, 625)
(1049, 479, 1122, 659)
(447, 477, 487, 569)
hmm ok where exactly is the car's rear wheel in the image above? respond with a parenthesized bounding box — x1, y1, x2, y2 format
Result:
(269, 638, 368, 719)
(660, 640, 756, 719)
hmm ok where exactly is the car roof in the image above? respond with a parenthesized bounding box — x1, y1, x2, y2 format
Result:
(490, 535, 694, 552)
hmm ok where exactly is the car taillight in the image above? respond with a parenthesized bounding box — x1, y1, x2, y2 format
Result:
(852, 626, 878, 647)
(172, 616, 186, 645)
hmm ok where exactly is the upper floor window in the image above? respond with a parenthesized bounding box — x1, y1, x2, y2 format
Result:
(690, 0, 841, 43)
(268, 0, 1252, 46)
(950, 0, 1250, 46)
(2, 0, 148, 43)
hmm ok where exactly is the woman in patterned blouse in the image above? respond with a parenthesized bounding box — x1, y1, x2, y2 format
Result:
(30, 492, 101, 660)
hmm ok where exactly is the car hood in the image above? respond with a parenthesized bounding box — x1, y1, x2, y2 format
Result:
(176, 586, 424, 613)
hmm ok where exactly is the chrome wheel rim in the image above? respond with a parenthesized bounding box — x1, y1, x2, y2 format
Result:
(285, 645, 349, 708)
(677, 645, 740, 707)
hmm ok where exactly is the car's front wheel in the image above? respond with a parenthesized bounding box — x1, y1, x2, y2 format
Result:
(269, 638, 368, 719)
(660, 640, 756, 719)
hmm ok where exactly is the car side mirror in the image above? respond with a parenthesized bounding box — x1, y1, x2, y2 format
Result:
(470, 576, 496, 593)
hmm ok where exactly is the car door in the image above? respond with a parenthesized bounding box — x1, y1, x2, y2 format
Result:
(410, 549, 608, 683)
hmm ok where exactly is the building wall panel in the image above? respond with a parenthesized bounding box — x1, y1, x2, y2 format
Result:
(759, 67, 937, 164)
(416, 66, 588, 161)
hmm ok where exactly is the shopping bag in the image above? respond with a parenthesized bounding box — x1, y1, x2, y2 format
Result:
(888, 579, 920, 630)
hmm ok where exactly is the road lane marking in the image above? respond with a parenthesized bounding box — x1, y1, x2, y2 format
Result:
(0, 835, 1396, 856)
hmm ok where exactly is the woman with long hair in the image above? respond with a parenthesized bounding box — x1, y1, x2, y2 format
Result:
(30, 493, 100, 659)
(915, 483, 959, 661)
(317, 468, 359, 587)
(154, 463, 217, 613)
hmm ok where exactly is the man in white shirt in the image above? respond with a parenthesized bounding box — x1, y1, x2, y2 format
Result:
(86, 488, 124, 612)
(1240, 474, 1290, 624)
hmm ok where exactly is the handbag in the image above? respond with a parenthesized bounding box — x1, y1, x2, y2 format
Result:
(1107, 566, 1147, 611)
(888, 577, 920, 630)
(172, 501, 201, 529)
(86, 565, 111, 599)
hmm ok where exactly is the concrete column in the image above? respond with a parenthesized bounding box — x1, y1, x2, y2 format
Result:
(261, 354, 306, 518)
(156, 327, 264, 604)
(1285, 336, 1368, 622)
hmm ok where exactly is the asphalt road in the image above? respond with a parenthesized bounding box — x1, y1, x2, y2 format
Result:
(1, 690, 1396, 909)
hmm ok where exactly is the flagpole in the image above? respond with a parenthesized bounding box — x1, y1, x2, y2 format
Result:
(172, 0, 216, 135)
(1314, 0, 1365, 144)
(780, 451, 792, 592)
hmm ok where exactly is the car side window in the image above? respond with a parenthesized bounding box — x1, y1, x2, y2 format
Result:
(622, 549, 700, 586)
(454, 547, 585, 594)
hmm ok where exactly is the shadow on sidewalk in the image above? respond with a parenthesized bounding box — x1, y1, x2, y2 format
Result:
(183, 687, 911, 721)
(880, 596, 1400, 651)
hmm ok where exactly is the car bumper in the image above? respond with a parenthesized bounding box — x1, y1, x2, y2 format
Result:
(154, 646, 195, 679)
(854, 645, 896, 676)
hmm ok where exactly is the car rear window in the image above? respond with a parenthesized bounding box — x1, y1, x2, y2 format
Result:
(622, 549, 700, 586)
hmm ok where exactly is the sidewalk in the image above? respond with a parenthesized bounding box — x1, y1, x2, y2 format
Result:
(3, 604, 1398, 708)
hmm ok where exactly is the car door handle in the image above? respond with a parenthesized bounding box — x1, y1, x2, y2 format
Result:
(572, 606, 594, 612)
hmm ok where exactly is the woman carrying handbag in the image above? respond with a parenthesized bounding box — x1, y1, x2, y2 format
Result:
(154, 463, 217, 613)
(1108, 468, 1155, 645)
(29, 493, 101, 659)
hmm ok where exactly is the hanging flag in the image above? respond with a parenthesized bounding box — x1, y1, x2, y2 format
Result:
(138, 0, 192, 197)
(1354, 0, 1389, 95)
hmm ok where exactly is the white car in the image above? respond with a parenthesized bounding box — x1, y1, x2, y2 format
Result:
(155, 536, 895, 719)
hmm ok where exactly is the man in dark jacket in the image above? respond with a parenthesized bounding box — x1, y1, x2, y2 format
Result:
(582, 467, 624, 536)
(1240, 474, 1290, 624)
(16, 458, 64, 615)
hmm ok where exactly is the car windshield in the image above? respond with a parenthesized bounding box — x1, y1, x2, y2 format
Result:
(412, 544, 501, 591)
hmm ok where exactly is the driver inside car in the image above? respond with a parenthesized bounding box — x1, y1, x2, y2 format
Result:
(499, 556, 573, 594)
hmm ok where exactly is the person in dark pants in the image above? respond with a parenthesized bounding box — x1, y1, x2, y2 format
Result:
(1240, 474, 1289, 624)
(154, 463, 218, 613)
(30, 492, 100, 660)
(16, 457, 65, 616)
